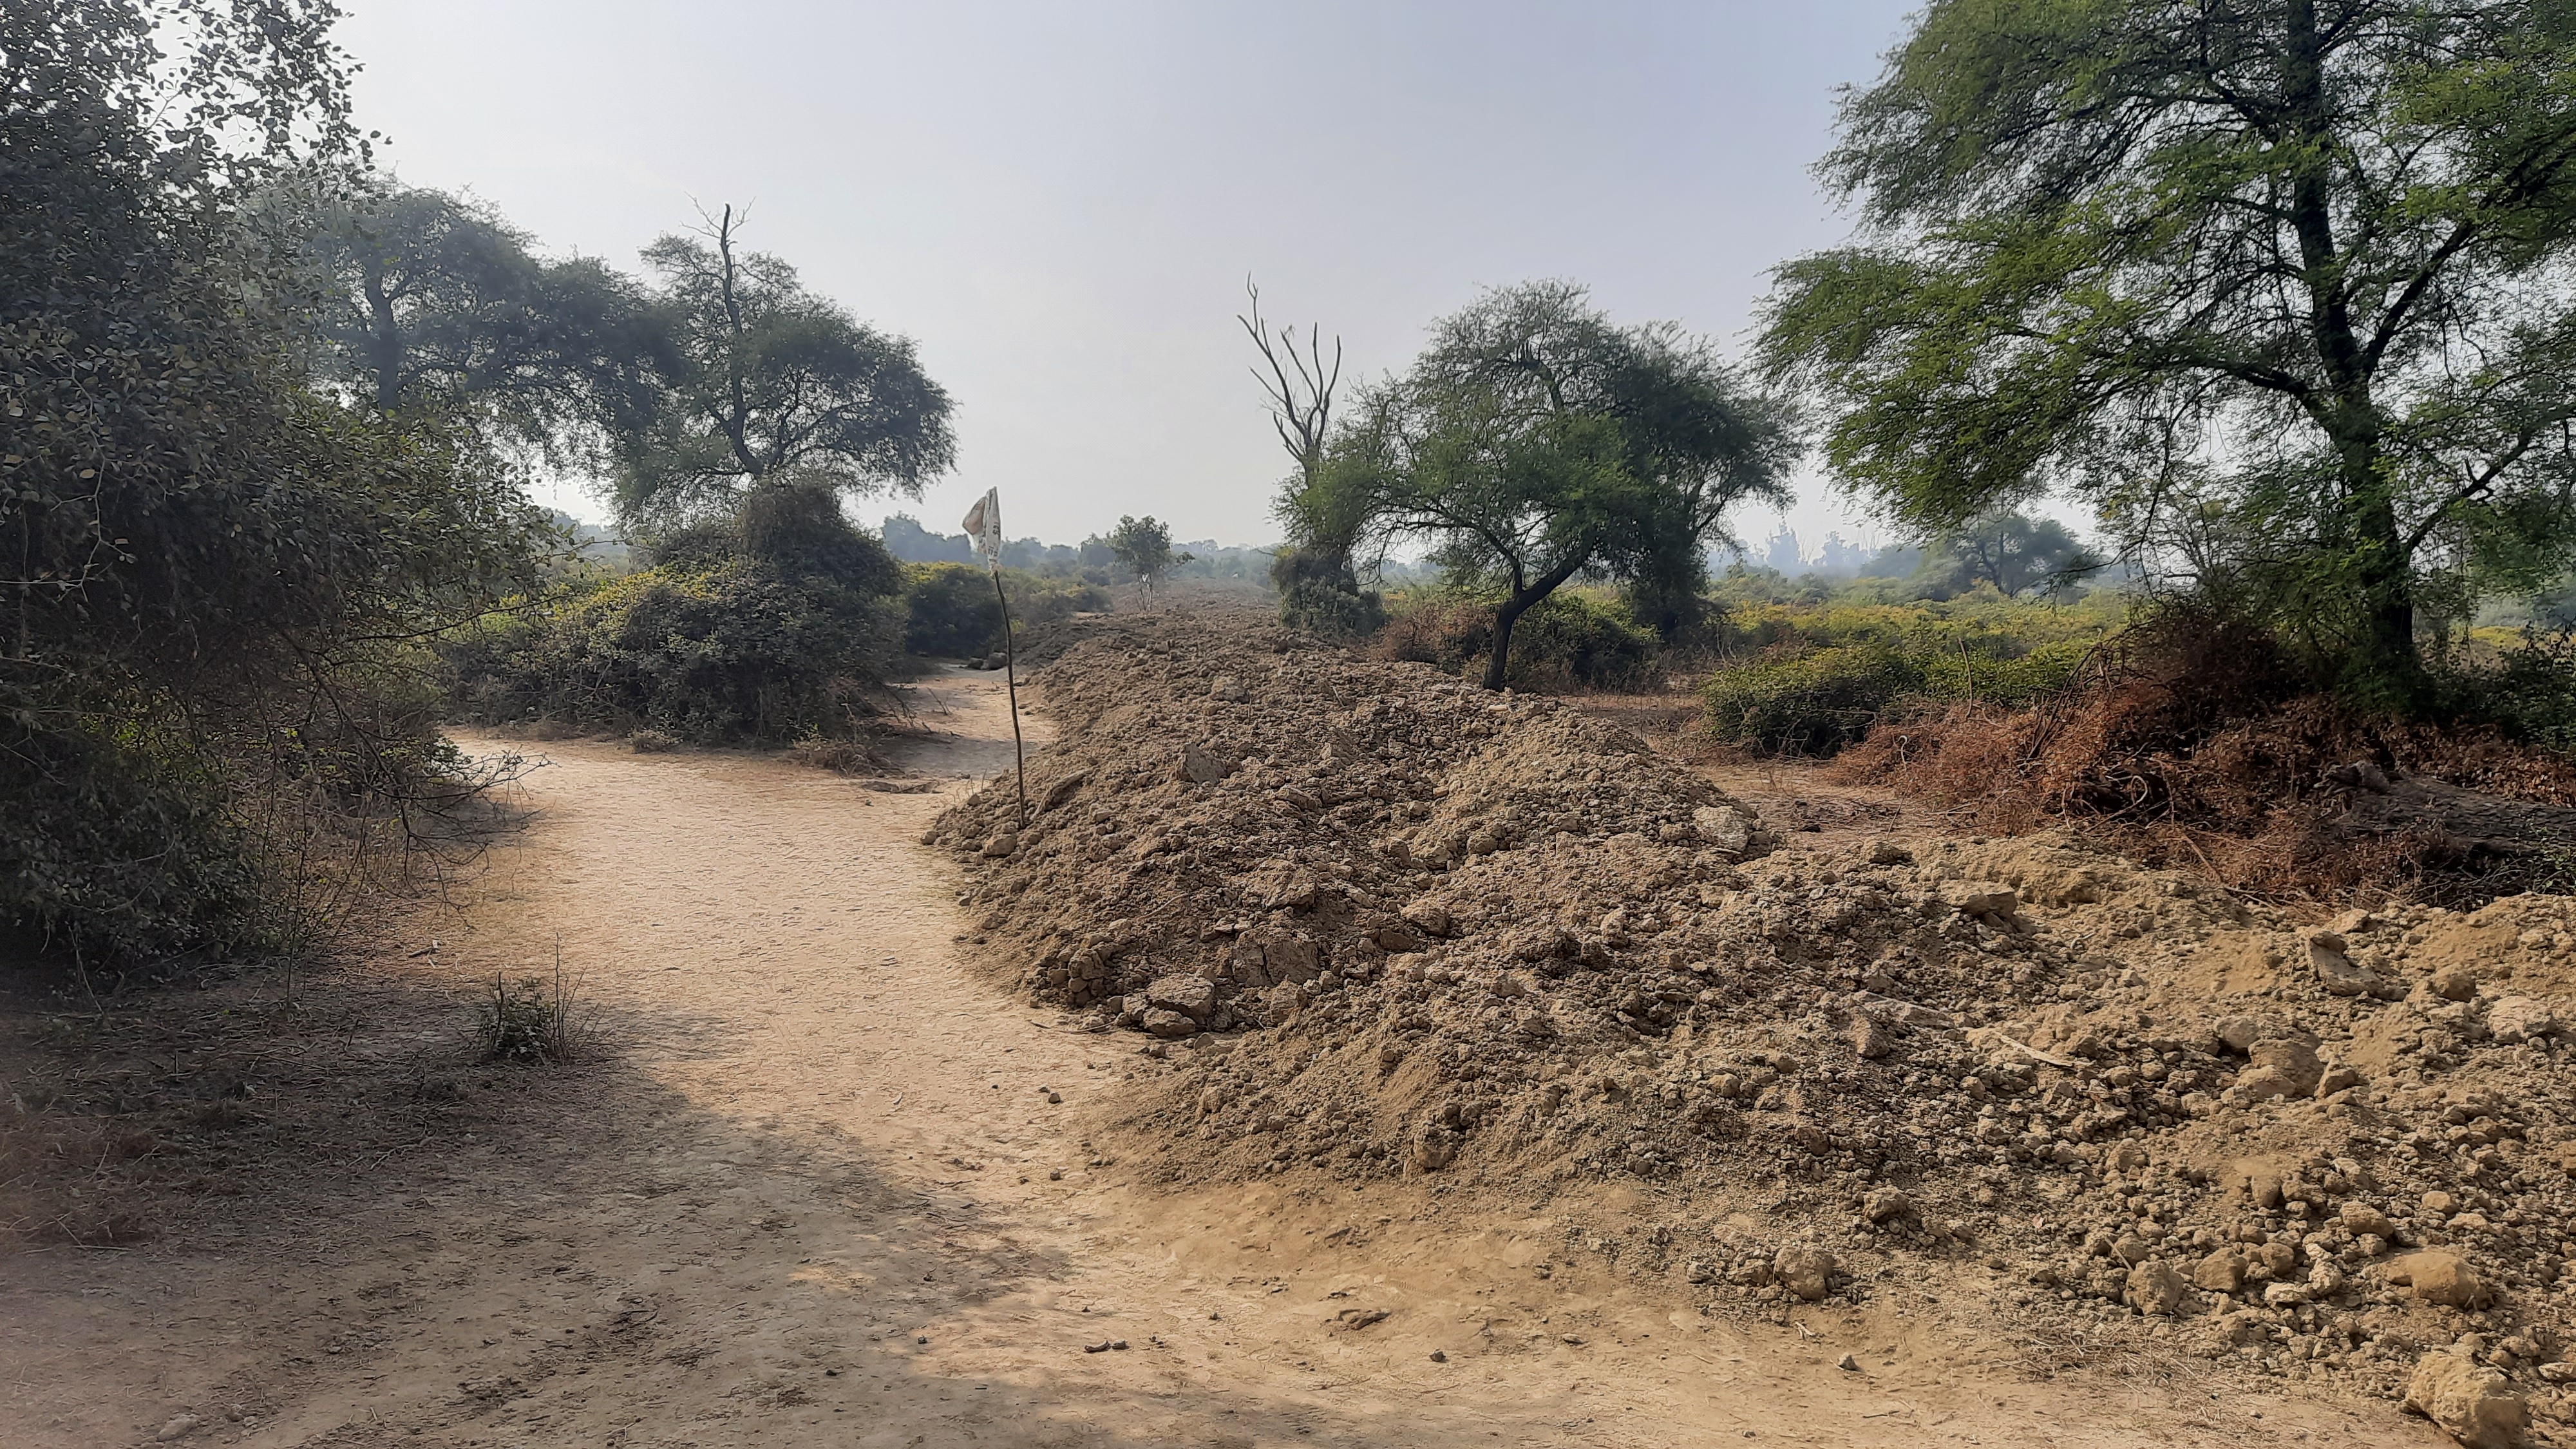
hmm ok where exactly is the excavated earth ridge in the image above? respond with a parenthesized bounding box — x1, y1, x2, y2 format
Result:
(931, 614, 2576, 1440)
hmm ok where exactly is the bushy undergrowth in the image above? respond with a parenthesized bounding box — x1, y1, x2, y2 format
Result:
(448, 486, 903, 743)
(0, 721, 260, 963)
(0, 6, 560, 965)
(1375, 591, 1657, 692)
(1273, 547, 1387, 642)
(902, 562, 1110, 658)
(1697, 591, 2114, 754)
(1833, 603, 2576, 903)
(1280, 577, 1389, 640)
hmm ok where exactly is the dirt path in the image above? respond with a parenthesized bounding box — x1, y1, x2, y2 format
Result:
(1, 669, 2436, 1447)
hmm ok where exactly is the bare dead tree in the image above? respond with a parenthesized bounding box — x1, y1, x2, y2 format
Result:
(1238, 278, 1341, 489)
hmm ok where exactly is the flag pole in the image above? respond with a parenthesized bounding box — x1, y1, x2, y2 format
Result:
(964, 488, 1029, 831)
(993, 564, 1028, 831)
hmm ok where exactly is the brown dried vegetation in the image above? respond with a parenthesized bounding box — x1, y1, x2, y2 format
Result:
(1834, 607, 2576, 904)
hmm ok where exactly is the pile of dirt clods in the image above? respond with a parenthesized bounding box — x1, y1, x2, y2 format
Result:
(930, 616, 2576, 1441)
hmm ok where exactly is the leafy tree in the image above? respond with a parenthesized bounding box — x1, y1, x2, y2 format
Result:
(299, 181, 659, 451)
(1296, 281, 1795, 688)
(879, 512, 975, 564)
(3, 0, 547, 958)
(1105, 514, 1189, 596)
(616, 206, 955, 526)
(1915, 511, 2104, 600)
(1763, 0, 2576, 706)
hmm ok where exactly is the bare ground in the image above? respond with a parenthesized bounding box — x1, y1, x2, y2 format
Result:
(0, 668, 2440, 1446)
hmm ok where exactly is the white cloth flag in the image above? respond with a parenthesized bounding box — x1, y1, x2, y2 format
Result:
(961, 488, 1002, 566)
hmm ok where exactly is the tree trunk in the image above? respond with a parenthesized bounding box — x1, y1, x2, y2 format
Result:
(361, 267, 402, 412)
(2352, 484, 2428, 708)
(2284, 0, 2423, 704)
(1481, 556, 1589, 690)
(1482, 593, 1531, 691)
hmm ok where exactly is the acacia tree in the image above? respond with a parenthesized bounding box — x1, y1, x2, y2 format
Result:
(301, 182, 659, 450)
(1299, 281, 1795, 689)
(1918, 511, 2104, 600)
(1763, 0, 2576, 706)
(616, 206, 955, 526)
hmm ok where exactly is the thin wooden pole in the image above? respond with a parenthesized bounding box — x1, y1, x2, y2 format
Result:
(992, 566, 1028, 831)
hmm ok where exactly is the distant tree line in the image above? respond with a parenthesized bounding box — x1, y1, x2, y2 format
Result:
(878, 513, 1270, 585)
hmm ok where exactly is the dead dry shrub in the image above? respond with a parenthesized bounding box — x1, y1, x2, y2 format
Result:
(787, 735, 886, 775)
(1835, 603, 2576, 902)
(473, 965, 587, 1064)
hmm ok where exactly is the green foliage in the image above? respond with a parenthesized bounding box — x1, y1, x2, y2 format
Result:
(0, 719, 260, 961)
(2447, 628, 2576, 754)
(1702, 643, 1930, 756)
(902, 563, 1003, 657)
(450, 484, 900, 741)
(297, 180, 660, 450)
(1503, 593, 1660, 692)
(615, 209, 954, 526)
(900, 563, 1110, 658)
(1697, 591, 2114, 754)
(1378, 590, 1656, 692)
(1280, 578, 1388, 641)
(1273, 545, 1385, 640)
(3, 1, 549, 961)
(1763, 0, 2576, 704)
(1288, 280, 1795, 688)
(1106, 515, 1188, 591)
(1912, 511, 2103, 600)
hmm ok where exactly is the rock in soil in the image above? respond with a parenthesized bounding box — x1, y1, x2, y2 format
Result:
(2403, 1351, 2529, 1448)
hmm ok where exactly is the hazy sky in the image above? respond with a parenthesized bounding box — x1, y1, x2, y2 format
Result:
(337, 1, 1918, 553)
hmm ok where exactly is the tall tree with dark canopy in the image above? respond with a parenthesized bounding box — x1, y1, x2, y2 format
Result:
(616, 206, 955, 527)
(1295, 281, 1794, 689)
(301, 182, 660, 451)
(1763, 0, 2576, 705)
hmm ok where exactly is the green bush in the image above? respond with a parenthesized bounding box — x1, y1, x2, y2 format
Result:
(1701, 636, 2098, 755)
(1504, 593, 1658, 691)
(901, 563, 1110, 658)
(1702, 643, 1927, 754)
(0, 721, 259, 962)
(450, 486, 905, 741)
(904, 562, 1003, 656)
(1281, 578, 1388, 641)
(1273, 547, 1386, 642)
(1376, 591, 1657, 691)
(1918, 638, 2099, 708)
(2450, 627, 2576, 751)
(452, 558, 900, 741)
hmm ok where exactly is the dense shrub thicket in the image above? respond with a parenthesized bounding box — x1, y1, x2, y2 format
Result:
(449, 486, 903, 741)
(1684, 582, 2119, 754)
(3, 3, 549, 963)
(1701, 637, 2098, 754)
(1375, 592, 1657, 692)
(902, 563, 1110, 659)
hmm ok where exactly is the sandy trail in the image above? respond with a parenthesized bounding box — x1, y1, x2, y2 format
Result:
(1, 668, 2434, 1447)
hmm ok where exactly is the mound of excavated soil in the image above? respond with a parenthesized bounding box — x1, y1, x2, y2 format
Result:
(934, 616, 2576, 1434)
